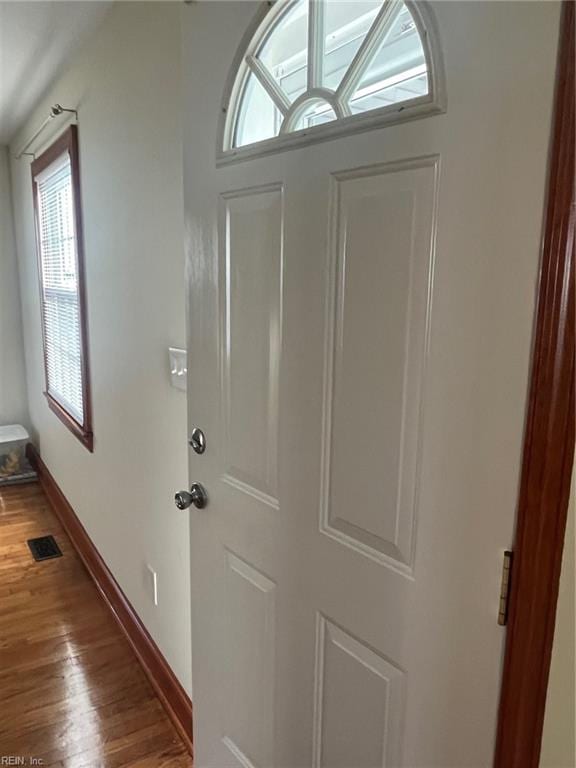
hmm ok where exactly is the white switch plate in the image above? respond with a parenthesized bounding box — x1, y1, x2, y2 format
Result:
(168, 347, 187, 392)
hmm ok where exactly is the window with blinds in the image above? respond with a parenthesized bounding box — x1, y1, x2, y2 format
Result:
(32, 126, 93, 450)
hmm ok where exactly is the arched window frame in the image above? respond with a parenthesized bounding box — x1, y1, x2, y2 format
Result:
(218, 0, 446, 164)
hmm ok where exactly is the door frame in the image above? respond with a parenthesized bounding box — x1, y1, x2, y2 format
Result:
(494, 3, 575, 765)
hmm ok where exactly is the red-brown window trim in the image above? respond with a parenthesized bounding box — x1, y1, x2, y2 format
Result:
(31, 125, 94, 452)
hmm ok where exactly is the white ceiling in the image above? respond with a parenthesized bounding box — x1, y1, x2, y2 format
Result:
(0, 1, 111, 145)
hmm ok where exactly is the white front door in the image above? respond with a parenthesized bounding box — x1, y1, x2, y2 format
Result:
(182, 2, 560, 765)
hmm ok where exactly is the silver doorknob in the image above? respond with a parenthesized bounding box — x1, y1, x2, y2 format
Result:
(174, 483, 208, 510)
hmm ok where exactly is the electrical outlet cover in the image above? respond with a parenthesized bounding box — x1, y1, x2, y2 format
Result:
(146, 564, 158, 606)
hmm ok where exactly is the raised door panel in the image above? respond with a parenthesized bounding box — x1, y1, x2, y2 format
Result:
(223, 551, 277, 767)
(220, 185, 284, 509)
(313, 615, 405, 767)
(321, 157, 438, 573)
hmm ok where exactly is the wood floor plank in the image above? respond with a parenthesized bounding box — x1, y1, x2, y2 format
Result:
(0, 482, 192, 767)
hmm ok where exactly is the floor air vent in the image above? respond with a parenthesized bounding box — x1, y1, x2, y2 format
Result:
(27, 535, 63, 562)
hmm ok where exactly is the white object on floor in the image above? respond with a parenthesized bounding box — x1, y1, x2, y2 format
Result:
(0, 424, 31, 482)
(0, 424, 28, 443)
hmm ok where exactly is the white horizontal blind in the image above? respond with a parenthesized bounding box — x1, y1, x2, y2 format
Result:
(36, 153, 84, 424)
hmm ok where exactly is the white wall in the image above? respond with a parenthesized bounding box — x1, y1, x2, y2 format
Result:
(541, 468, 575, 767)
(10, 2, 191, 695)
(0, 145, 28, 428)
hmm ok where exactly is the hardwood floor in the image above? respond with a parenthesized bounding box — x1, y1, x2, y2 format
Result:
(0, 482, 193, 767)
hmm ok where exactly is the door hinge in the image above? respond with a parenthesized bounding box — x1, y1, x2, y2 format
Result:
(498, 550, 514, 626)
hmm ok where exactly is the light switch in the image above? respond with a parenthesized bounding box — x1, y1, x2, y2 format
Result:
(168, 347, 187, 392)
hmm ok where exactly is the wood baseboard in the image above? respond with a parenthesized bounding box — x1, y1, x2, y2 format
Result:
(26, 443, 193, 756)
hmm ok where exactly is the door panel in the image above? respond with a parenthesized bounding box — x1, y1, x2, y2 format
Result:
(321, 159, 437, 572)
(313, 614, 405, 768)
(223, 550, 277, 768)
(220, 186, 283, 508)
(182, 2, 561, 765)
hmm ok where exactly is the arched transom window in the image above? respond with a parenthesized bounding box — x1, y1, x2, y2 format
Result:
(222, 0, 444, 157)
